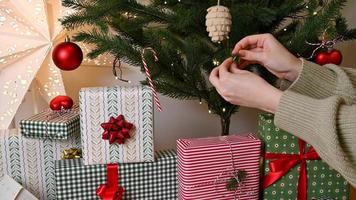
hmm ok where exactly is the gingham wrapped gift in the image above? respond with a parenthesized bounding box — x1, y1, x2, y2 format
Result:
(55, 150, 177, 200)
(79, 85, 154, 165)
(20, 106, 80, 140)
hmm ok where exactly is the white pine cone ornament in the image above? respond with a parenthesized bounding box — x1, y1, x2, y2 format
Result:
(206, 4, 232, 43)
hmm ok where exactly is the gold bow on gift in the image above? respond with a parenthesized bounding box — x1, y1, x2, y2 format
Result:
(62, 148, 82, 160)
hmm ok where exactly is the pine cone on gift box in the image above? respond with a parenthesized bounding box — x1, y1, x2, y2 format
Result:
(206, 5, 232, 43)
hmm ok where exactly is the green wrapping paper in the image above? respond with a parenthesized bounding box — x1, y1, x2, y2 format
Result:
(55, 150, 177, 200)
(258, 113, 349, 200)
(20, 106, 80, 140)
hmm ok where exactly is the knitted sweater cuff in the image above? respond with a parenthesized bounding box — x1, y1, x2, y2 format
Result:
(287, 59, 336, 99)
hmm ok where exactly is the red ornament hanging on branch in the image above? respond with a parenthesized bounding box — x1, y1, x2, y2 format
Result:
(306, 35, 343, 66)
(314, 49, 342, 65)
(52, 36, 83, 71)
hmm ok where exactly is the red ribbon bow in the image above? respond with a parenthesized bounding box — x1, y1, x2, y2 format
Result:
(263, 139, 320, 200)
(101, 115, 133, 144)
(96, 164, 124, 200)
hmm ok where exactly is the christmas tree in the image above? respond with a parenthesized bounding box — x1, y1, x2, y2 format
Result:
(61, 0, 356, 135)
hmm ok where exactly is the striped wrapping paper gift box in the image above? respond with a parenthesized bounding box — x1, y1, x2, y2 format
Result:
(20, 106, 80, 140)
(79, 85, 154, 165)
(177, 133, 262, 200)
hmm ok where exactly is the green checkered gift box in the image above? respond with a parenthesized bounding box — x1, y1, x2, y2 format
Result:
(55, 150, 177, 200)
(258, 113, 349, 200)
(20, 106, 80, 140)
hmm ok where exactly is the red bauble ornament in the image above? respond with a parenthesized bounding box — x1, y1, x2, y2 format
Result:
(52, 40, 83, 71)
(50, 95, 74, 111)
(315, 49, 342, 65)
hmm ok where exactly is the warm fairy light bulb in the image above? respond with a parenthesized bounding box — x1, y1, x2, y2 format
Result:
(199, 101, 202, 105)
(128, 80, 132, 83)
(283, 28, 287, 31)
(164, 1, 167, 4)
(213, 59, 220, 66)
(313, 11, 317, 15)
(208, 110, 212, 114)
(222, 108, 226, 112)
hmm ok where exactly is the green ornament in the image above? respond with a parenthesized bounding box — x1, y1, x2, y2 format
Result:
(232, 54, 240, 65)
(226, 170, 247, 191)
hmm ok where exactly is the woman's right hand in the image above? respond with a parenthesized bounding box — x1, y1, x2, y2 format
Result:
(232, 33, 302, 82)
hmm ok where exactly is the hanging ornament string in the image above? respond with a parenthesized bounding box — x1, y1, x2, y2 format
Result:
(112, 55, 130, 83)
(305, 35, 343, 60)
(141, 47, 162, 111)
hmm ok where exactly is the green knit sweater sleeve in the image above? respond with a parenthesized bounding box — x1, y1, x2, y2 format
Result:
(274, 60, 356, 187)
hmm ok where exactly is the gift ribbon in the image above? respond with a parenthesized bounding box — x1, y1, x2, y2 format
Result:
(263, 139, 321, 200)
(62, 148, 82, 160)
(182, 136, 257, 199)
(141, 47, 162, 112)
(101, 115, 133, 144)
(96, 164, 124, 200)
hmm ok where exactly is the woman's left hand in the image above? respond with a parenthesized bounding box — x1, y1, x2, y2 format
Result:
(209, 58, 282, 113)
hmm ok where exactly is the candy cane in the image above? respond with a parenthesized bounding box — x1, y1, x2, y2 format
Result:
(141, 47, 162, 111)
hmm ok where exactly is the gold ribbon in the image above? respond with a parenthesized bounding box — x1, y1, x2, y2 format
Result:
(62, 148, 82, 160)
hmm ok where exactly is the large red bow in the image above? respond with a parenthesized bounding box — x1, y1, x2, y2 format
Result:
(96, 164, 124, 200)
(101, 115, 133, 144)
(263, 139, 320, 200)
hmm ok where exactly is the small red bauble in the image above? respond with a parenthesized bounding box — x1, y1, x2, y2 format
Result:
(315, 49, 342, 65)
(50, 95, 74, 111)
(52, 41, 83, 71)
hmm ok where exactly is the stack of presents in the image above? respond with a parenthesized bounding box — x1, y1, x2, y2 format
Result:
(0, 85, 349, 199)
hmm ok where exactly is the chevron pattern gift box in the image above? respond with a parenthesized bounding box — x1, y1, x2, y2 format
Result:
(258, 113, 349, 200)
(177, 133, 261, 200)
(55, 150, 177, 200)
(20, 106, 80, 140)
(0, 129, 81, 200)
(79, 85, 154, 165)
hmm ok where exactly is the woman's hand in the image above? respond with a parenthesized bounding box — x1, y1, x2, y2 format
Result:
(209, 58, 282, 113)
(232, 33, 302, 82)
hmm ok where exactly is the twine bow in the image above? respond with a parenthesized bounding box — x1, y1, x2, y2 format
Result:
(141, 47, 162, 111)
(62, 148, 82, 160)
(101, 115, 133, 144)
(306, 36, 343, 60)
(263, 139, 321, 200)
(96, 164, 124, 200)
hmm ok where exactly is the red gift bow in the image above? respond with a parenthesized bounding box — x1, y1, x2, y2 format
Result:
(96, 164, 124, 200)
(263, 139, 320, 200)
(101, 115, 133, 144)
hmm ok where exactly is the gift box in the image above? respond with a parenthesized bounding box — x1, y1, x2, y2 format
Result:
(258, 113, 349, 200)
(0, 129, 81, 200)
(79, 85, 154, 165)
(55, 150, 177, 200)
(0, 175, 38, 200)
(177, 134, 261, 200)
(20, 106, 80, 140)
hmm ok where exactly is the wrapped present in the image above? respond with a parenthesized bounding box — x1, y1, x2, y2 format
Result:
(20, 106, 80, 140)
(177, 134, 261, 200)
(79, 85, 154, 165)
(0, 129, 81, 200)
(55, 150, 177, 200)
(258, 113, 349, 200)
(0, 175, 38, 200)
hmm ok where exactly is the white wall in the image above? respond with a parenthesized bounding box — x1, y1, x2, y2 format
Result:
(14, 2, 356, 151)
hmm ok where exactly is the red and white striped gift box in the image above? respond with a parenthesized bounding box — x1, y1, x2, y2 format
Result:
(177, 133, 261, 200)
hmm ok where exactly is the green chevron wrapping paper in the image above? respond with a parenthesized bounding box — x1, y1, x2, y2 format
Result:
(20, 106, 80, 140)
(258, 113, 349, 200)
(55, 150, 177, 200)
(0, 129, 81, 200)
(80, 85, 154, 165)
